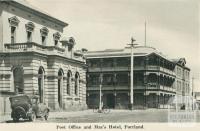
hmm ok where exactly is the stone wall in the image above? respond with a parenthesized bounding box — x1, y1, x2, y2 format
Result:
(0, 53, 87, 114)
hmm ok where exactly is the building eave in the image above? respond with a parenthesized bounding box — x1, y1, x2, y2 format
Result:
(3, 0, 68, 27)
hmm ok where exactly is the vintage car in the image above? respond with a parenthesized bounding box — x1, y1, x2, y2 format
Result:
(9, 94, 50, 122)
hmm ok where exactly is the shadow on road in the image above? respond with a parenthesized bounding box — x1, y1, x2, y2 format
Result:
(6, 120, 31, 123)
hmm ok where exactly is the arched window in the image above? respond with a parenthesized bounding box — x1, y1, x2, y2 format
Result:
(67, 70, 72, 95)
(13, 66, 24, 94)
(58, 69, 64, 108)
(38, 67, 45, 103)
(74, 72, 80, 96)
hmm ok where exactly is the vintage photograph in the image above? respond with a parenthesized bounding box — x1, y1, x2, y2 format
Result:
(0, 0, 199, 125)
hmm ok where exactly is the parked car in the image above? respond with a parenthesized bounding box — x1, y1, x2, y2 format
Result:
(9, 94, 50, 122)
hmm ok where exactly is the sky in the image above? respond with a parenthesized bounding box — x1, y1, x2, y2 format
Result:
(26, 0, 199, 85)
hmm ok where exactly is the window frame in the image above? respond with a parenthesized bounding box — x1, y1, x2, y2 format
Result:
(40, 27, 49, 45)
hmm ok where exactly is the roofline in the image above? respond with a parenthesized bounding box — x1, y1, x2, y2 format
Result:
(87, 46, 156, 53)
(85, 52, 145, 58)
(175, 63, 190, 70)
(3, 1, 68, 27)
(85, 52, 190, 70)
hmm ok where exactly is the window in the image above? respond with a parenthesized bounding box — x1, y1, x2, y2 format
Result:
(68, 37, 75, 51)
(27, 31, 32, 42)
(8, 16, 20, 44)
(11, 26, 16, 44)
(68, 45, 73, 52)
(58, 69, 64, 108)
(41, 36, 46, 45)
(40, 27, 49, 45)
(25, 22, 35, 42)
(67, 71, 71, 95)
(75, 72, 80, 96)
(55, 40, 58, 46)
(53, 32, 61, 46)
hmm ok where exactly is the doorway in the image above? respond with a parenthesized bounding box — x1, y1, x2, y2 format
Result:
(58, 69, 64, 108)
(106, 94, 115, 108)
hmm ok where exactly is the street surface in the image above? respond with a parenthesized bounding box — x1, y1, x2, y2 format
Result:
(1, 109, 200, 123)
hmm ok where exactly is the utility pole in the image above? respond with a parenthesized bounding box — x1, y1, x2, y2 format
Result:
(145, 21, 147, 47)
(99, 73, 103, 111)
(127, 37, 138, 110)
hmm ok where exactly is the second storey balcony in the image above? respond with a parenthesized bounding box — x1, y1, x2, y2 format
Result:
(87, 53, 176, 76)
(4, 42, 84, 61)
(87, 72, 176, 93)
(88, 65, 175, 76)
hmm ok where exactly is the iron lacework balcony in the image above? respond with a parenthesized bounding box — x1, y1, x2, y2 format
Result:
(4, 42, 84, 61)
(87, 83, 176, 93)
(88, 65, 175, 76)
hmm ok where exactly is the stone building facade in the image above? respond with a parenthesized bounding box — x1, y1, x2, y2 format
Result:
(85, 46, 190, 109)
(0, 0, 87, 114)
(172, 58, 191, 109)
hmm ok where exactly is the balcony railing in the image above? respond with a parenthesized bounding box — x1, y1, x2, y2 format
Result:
(88, 65, 175, 76)
(4, 42, 84, 62)
(87, 84, 176, 92)
(87, 85, 130, 90)
(4, 42, 65, 54)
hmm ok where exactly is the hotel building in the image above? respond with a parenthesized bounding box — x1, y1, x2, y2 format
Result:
(85, 46, 190, 109)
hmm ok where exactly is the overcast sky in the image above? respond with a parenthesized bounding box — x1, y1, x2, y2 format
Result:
(27, 0, 199, 81)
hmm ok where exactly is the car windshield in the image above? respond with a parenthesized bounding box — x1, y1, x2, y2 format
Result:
(9, 95, 31, 106)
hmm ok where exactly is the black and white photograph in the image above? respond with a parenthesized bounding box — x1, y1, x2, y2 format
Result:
(0, 0, 199, 130)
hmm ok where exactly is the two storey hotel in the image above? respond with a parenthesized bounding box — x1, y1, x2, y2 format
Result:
(85, 46, 190, 109)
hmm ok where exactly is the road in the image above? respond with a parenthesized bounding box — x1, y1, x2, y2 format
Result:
(2, 109, 200, 123)
(48, 110, 168, 123)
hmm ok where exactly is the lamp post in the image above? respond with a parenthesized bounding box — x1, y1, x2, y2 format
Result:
(99, 73, 103, 111)
(127, 37, 138, 110)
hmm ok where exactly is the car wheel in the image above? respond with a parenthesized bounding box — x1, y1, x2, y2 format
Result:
(29, 112, 36, 122)
(44, 110, 49, 120)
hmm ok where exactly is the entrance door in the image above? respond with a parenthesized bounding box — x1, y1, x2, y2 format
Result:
(134, 93, 144, 108)
(38, 67, 44, 103)
(148, 93, 157, 108)
(106, 94, 115, 108)
(13, 67, 24, 94)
